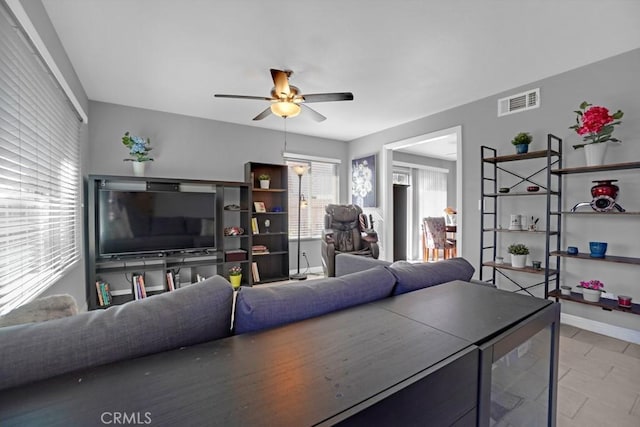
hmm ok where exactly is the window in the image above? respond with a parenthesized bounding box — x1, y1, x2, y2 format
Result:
(285, 156, 339, 239)
(0, 6, 81, 314)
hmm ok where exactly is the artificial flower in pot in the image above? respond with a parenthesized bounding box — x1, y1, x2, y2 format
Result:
(569, 102, 623, 166)
(122, 131, 153, 176)
(258, 174, 270, 189)
(578, 279, 604, 303)
(507, 243, 529, 268)
(511, 132, 532, 154)
(228, 266, 242, 289)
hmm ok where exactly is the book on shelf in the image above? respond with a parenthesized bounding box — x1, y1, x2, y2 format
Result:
(251, 217, 259, 234)
(96, 281, 104, 306)
(96, 280, 113, 306)
(102, 282, 111, 306)
(166, 271, 175, 291)
(251, 262, 260, 283)
(132, 274, 148, 299)
(138, 275, 147, 298)
(251, 244, 269, 255)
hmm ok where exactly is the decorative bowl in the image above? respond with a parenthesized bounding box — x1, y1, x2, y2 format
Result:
(526, 186, 540, 192)
(499, 187, 510, 193)
(589, 241, 607, 258)
(224, 226, 244, 236)
(567, 246, 579, 255)
(618, 295, 632, 308)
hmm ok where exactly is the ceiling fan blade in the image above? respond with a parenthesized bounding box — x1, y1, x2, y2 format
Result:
(252, 106, 273, 121)
(214, 94, 273, 101)
(270, 69, 291, 97)
(301, 104, 326, 122)
(302, 92, 354, 103)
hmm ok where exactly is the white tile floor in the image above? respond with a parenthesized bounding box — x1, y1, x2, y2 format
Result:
(557, 325, 640, 427)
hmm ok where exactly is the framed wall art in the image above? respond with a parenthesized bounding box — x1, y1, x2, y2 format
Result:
(351, 154, 376, 207)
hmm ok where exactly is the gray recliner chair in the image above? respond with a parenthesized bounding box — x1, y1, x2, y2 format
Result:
(321, 204, 379, 277)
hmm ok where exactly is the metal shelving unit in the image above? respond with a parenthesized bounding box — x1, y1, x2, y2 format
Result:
(548, 159, 640, 315)
(479, 134, 563, 296)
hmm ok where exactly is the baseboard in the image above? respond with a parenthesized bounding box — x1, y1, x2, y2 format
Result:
(561, 313, 640, 345)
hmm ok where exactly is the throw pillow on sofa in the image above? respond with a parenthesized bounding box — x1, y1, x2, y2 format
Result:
(234, 266, 396, 334)
(388, 258, 475, 295)
(0, 275, 234, 391)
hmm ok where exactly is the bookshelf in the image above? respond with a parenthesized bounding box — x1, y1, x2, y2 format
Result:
(245, 162, 290, 283)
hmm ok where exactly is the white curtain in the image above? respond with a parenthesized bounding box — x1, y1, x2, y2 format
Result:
(411, 168, 448, 259)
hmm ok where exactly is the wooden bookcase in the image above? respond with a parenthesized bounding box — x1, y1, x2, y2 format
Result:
(245, 162, 290, 284)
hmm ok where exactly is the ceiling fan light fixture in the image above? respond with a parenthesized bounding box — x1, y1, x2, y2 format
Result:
(271, 101, 301, 118)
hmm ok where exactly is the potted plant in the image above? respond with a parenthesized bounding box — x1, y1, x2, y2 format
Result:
(578, 279, 604, 302)
(228, 266, 242, 289)
(507, 243, 529, 268)
(569, 102, 623, 166)
(511, 132, 532, 154)
(258, 174, 270, 189)
(122, 131, 153, 176)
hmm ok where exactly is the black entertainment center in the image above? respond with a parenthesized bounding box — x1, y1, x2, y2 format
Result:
(86, 175, 252, 309)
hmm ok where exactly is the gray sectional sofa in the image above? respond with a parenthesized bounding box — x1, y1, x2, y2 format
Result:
(0, 256, 477, 391)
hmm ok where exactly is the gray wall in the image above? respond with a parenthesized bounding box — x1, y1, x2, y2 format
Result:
(88, 101, 349, 274)
(349, 48, 640, 332)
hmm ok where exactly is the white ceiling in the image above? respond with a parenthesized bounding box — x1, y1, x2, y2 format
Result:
(42, 0, 640, 143)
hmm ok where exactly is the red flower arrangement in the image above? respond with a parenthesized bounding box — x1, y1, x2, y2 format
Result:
(578, 280, 604, 291)
(570, 102, 623, 149)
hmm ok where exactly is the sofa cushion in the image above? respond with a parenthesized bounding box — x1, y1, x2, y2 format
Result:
(335, 253, 392, 277)
(0, 275, 233, 391)
(234, 266, 396, 334)
(388, 258, 475, 295)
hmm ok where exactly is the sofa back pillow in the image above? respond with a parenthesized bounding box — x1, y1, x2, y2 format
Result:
(234, 266, 396, 334)
(334, 253, 392, 277)
(0, 275, 233, 391)
(388, 258, 475, 295)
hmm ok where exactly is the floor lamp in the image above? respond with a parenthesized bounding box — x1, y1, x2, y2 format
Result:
(291, 165, 307, 280)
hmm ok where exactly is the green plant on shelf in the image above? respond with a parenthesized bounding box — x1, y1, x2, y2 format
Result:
(511, 132, 532, 146)
(507, 243, 529, 255)
(258, 174, 270, 181)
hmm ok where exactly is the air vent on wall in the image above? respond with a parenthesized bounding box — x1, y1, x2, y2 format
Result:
(498, 88, 540, 117)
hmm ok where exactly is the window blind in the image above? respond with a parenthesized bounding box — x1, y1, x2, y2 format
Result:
(286, 158, 338, 239)
(0, 7, 81, 314)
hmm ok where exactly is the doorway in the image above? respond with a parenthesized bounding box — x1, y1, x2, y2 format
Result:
(381, 125, 462, 262)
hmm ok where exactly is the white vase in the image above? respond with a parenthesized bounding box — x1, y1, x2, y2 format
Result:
(584, 143, 608, 166)
(581, 287, 602, 303)
(510, 254, 527, 268)
(259, 180, 270, 189)
(132, 161, 146, 177)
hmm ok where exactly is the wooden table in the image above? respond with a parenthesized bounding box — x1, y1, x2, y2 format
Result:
(0, 282, 559, 426)
(0, 300, 478, 426)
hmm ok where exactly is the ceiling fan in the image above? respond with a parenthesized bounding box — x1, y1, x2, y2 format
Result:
(214, 69, 354, 122)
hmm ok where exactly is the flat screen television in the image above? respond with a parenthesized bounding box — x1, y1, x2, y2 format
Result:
(97, 189, 216, 257)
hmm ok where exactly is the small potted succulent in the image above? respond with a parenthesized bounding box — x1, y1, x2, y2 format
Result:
(578, 279, 604, 303)
(258, 174, 270, 189)
(507, 243, 529, 268)
(229, 266, 242, 289)
(511, 132, 532, 154)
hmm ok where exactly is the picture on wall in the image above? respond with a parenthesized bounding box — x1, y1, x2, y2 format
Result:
(351, 154, 376, 207)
